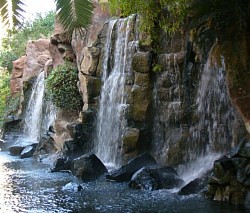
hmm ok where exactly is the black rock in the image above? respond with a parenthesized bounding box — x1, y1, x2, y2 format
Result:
(9, 145, 26, 156)
(106, 153, 157, 182)
(33, 137, 57, 158)
(231, 138, 250, 158)
(50, 157, 72, 172)
(178, 178, 206, 195)
(71, 153, 108, 180)
(129, 166, 184, 190)
(20, 144, 37, 159)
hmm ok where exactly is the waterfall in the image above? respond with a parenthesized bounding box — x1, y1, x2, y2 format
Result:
(152, 53, 182, 165)
(152, 46, 244, 181)
(23, 71, 56, 143)
(95, 16, 138, 167)
(23, 71, 45, 143)
(180, 51, 244, 181)
(189, 54, 241, 157)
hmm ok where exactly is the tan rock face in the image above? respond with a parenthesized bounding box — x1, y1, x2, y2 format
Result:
(52, 110, 79, 150)
(80, 46, 100, 76)
(72, 3, 109, 111)
(23, 39, 51, 81)
(10, 56, 27, 95)
(12, 56, 26, 78)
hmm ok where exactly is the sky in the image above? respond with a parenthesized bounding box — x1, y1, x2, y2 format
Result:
(0, 0, 56, 47)
(22, 0, 56, 21)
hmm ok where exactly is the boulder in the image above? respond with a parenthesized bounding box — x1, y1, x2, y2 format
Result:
(134, 72, 150, 87)
(71, 153, 107, 180)
(106, 153, 157, 182)
(212, 156, 236, 185)
(50, 157, 72, 172)
(33, 136, 58, 158)
(9, 143, 37, 157)
(129, 86, 152, 122)
(9, 145, 26, 156)
(0, 139, 5, 147)
(122, 127, 140, 154)
(80, 46, 100, 76)
(178, 178, 206, 195)
(132, 52, 152, 73)
(20, 144, 37, 159)
(129, 166, 184, 190)
(231, 138, 250, 158)
(23, 39, 51, 81)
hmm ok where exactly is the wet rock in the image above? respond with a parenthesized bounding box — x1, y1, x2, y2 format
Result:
(33, 136, 58, 158)
(122, 128, 140, 154)
(178, 178, 206, 195)
(129, 86, 152, 122)
(231, 138, 250, 158)
(51, 157, 72, 172)
(20, 144, 37, 159)
(71, 153, 107, 180)
(129, 166, 184, 190)
(212, 156, 236, 183)
(132, 52, 152, 73)
(134, 72, 150, 87)
(206, 152, 249, 206)
(106, 153, 157, 182)
(0, 139, 5, 147)
(80, 46, 100, 76)
(9, 145, 26, 156)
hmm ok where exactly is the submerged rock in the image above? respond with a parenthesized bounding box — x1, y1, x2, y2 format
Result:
(129, 166, 184, 190)
(50, 157, 72, 172)
(33, 136, 58, 158)
(178, 178, 206, 195)
(9, 145, 25, 156)
(106, 153, 157, 182)
(0, 139, 5, 147)
(71, 153, 107, 180)
(20, 144, 37, 159)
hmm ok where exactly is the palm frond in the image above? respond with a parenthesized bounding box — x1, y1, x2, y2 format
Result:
(0, 0, 25, 28)
(56, 0, 93, 35)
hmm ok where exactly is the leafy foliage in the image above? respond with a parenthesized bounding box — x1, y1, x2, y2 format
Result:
(108, 0, 190, 36)
(56, 0, 93, 36)
(46, 62, 83, 111)
(0, 70, 10, 128)
(0, 51, 17, 72)
(0, 0, 25, 28)
(1, 11, 55, 58)
(1, 0, 94, 38)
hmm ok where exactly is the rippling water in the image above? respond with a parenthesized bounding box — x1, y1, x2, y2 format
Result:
(0, 150, 248, 213)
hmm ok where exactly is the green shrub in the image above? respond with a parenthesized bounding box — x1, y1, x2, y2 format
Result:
(0, 70, 11, 128)
(108, 0, 190, 48)
(0, 51, 18, 72)
(46, 62, 83, 111)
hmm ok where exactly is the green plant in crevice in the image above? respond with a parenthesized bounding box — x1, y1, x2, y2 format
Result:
(46, 62, 83, 111)
(108, 0, 191, 50)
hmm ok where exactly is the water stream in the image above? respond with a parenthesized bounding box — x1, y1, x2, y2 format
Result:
(152, 48, 244, 181)
(0, 146, 247, 212)
(95, 16, 138, 167)
(23, 71, 45, 143)
(20, 71, 56, 145)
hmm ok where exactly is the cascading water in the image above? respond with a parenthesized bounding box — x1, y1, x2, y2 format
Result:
(152, 46, 245, 181)
(23, 71, 56, 143)
(23, 71, 45, 143)
(152, 53, 182, 165)
(189, 56, 241, 154)
(95, 16, 138, 167)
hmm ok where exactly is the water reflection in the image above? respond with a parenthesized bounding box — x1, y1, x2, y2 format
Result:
(0, 151, 248, 213)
